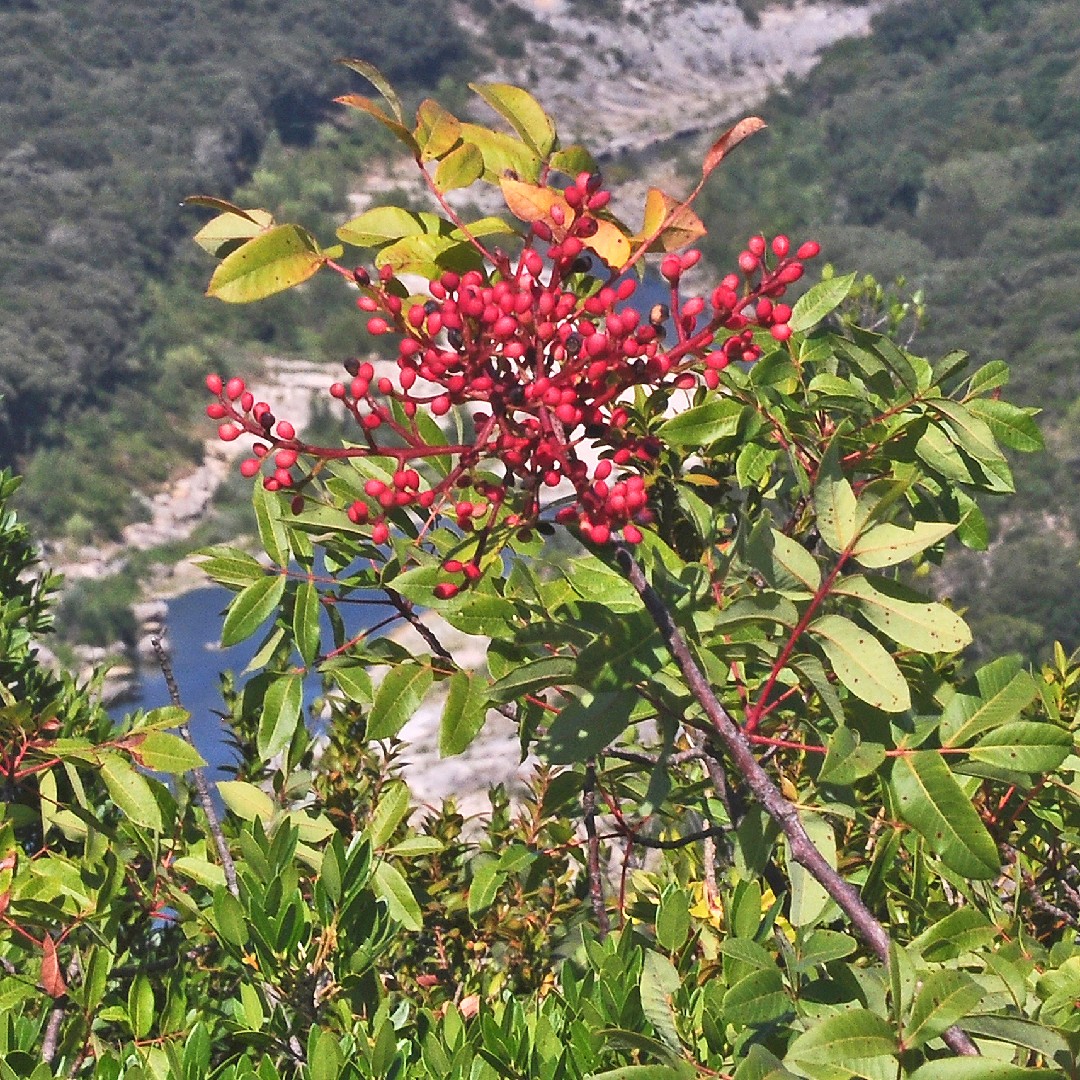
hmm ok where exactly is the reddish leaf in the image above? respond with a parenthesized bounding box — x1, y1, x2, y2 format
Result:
(702, 116, 767, 179)
(335, 95, 420, 156)
(40, 935, 67, 998)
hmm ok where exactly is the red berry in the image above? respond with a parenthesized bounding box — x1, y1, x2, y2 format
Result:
(771, 235, 790, 258)
(276, 420, 296, 441)
(738, 251, 759, 274)
(434, 582, 459, 600)
(796, 240, 821, 259)
(660, 254, 682, 282)
(225, 377, 245, 401)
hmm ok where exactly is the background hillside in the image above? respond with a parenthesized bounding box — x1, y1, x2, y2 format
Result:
(686, 0, 1080, 658)
(0, 0, 480, 535)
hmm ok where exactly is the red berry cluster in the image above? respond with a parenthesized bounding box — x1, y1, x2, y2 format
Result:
(205, 171, 818, 596)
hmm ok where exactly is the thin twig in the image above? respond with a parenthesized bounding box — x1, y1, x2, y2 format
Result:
(151, 638, 238, 898)
(611, 545, 980, 1058)
(41, 954, 80, 1066)
(583, 763, 610, 938)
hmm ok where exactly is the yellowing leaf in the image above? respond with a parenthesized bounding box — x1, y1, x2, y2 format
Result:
(334, 94, 419, 156)
(434, 141, 484, 193)
(584, 219, 632, 270)
(192, 207, 274, 257)
(500, 177, 571, 228)
(637, 188, 707, 252)
(415, 98, 463, 160)
(469, 82, 557, 156)
(206, 224, 325, 303)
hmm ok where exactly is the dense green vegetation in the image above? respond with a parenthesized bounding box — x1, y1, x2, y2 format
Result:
(688, 0, 1080, 659)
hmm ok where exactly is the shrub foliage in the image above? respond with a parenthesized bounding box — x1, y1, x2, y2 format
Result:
(1, 72, 1078, 1080)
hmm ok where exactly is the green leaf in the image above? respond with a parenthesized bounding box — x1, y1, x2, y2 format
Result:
(218, 780, 275, 822)
(439, 670, 490, 756)
(786, 812, 836, 927)
(909, 907, 996, 961)
(325, 663, 373, 705)
(819, 726, 887, 784)
(940, 669, 1038, 746)
(442, 594, 518, 638)
(469, 82, 557, 156)
(459, 122, 541, 182)
(467, 855, 504, 918)
(385, 836, 444, 856)
(808, 614, 910, 712)
(907, 1063, 1058, 1080)
(171, 856, 225, 890)
(292, 580, 321, 666)
(639, 952, 682, 1052)
(814, 469, 860, 554)
(100, 754, 163, 832)
(967, 359, 1010, 396)
(221, 572, 284, 648)
(655, 887, 690, 952)
(788, 272, 856, 333)
(206, 224, 324, 302)
(368, 663, 433, 740)
(369, 780, 411, 848)
(257, 673, 303, 760)
(966, 398, 1043, 452)
(891, 752, 999, 879)
(542, 689, 637, 764)
(253, 482, 291, 568)
(128, 974, 155, 1040)
(240, 982, 264, 1032)
(372, 860, 423, 930)
(376, 232, 483, 278)
(851, 520, 956, 568)
(337, 205, 434, 248)
(433, 141, 484, 193)
(212, 888, 248, 948)
(129, 731, 205, 774)
(960, 1015, 1075, 1063)
(658, 399, 742, 447)
(416, 97, 463, 159)
(904, 969, 984, 1049)
(722, 968, 791, 1026)
(549, 144, 598, 177)
(965, 722, 1072, 774)
(770, 530, 822, 592)
(784, 1010, 896, 1079)
(194, 546, 268, 588)
(489, 654, 575, 703)
(588, 1069, 688, 1080)
(835, 576, 971, 653)
(929, 398, 1014, 492)
(309, 1028, 344, 1080)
